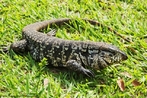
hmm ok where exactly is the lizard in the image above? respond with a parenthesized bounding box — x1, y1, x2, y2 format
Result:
(8, 18, 128, 77)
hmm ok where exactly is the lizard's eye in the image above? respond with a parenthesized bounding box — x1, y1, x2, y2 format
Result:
(101, 52, 105, 55)
(108, 53, 113, 57)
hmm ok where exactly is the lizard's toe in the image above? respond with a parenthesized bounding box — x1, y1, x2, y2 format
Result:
(82, 69, 95, 77)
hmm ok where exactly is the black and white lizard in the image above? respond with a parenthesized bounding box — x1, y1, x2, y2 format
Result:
(8, 18, 128, 77)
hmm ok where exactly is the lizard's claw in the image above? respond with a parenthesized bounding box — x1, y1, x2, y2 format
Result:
(82, 68, 95, 77)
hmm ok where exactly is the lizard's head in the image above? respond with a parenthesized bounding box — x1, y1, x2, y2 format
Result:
(88, 42, 128, 69)
(99, 49, 127, 64)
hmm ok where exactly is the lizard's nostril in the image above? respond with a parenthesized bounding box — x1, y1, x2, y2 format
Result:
(122, 53, 128, 60)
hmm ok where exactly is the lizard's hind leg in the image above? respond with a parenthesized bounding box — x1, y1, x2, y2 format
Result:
(10, 39, 28, 53)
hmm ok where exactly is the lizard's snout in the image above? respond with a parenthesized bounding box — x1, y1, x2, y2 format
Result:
(121, 52, 128, 61)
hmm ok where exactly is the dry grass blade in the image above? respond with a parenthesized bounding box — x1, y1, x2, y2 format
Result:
(44, 78, 49, 87)
(120, 72, 133, 78)
(117, 79, 125, 91)
(132, 79, 141, 87)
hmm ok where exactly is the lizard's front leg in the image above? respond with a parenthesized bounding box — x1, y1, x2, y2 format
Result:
(66, 60, 95, 77)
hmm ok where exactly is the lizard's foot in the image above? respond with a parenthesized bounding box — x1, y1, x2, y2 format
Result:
(66, 60, 95, 77)
(80, 67, 95, 77)
(47, 29, 57, 36)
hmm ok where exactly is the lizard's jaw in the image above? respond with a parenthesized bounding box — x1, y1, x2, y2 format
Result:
(99, 51, 128, 67)
(113, 52, 128, 63)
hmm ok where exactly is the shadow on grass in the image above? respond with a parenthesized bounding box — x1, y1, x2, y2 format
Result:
(5, 50, 115, 91)
(43, 64, 115, 88)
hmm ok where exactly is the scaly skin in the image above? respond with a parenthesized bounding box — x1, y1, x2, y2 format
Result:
(10, 18, 128, 77)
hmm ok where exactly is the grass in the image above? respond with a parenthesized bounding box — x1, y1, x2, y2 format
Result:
(0, 0, 147, 97)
